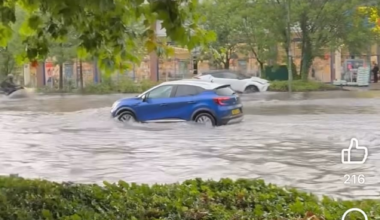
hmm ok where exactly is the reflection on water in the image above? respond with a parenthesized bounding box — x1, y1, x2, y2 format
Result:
(0, 91, 380, 199)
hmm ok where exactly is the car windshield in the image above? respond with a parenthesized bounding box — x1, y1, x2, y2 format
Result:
(236, 73, 250, 79)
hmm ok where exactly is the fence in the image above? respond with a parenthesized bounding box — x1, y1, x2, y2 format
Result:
(20, 44, 380, 88)
(22, 57, 198, 88)
(22, 60, 98, 89)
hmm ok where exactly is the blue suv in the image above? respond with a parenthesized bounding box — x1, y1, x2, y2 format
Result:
(111, 80, 243, 126)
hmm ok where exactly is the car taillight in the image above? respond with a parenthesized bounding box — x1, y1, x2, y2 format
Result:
(213, 97, 229, 105)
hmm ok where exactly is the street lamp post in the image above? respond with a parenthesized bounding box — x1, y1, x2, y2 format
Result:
(286, 0, 293, 93)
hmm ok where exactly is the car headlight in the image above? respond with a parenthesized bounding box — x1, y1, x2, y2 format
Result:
(111, 101, 120, 112)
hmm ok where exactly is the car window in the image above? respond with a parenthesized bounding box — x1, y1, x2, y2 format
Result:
(174, 85, 204, 97)
(209, 72, 225, 78)
(221, 72, 238, 79)
(237, 73, 250, 79)
(147, 85, 174, 99)
(215, 86, 235, 96)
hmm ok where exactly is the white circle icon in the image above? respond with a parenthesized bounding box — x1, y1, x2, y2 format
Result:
(341, 208, 368, 220)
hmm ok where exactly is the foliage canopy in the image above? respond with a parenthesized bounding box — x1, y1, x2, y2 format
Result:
(0, 6, 25, 77)
(0, 0, 216, 71)
(199, 0, 380, 80)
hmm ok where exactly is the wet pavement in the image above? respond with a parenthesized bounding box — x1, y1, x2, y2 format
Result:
(0, 91, 380, 199)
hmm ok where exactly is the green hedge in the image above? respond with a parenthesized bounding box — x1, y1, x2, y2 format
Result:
(37, 79, 160, 94)
(37, 79, 343, 94)
(0, 177, 378, 219)
(81, 79, 159, 94)
(268, 80, 342, 92)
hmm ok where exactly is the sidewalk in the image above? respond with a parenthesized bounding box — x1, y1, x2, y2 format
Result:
(370, 83, 380, 90)
(342, 83, 380, 91)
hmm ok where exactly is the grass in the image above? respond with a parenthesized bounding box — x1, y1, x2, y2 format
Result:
(268, 80, 341, 92)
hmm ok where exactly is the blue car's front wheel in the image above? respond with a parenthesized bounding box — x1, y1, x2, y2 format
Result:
(117, 111, 136, 123)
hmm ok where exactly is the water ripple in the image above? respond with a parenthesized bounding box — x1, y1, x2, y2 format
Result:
(0, 92, 379, 199)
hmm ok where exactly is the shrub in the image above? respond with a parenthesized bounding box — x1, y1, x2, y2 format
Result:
(81, 78, 161, 94)
(0, 176, 378, 220)
(36, 79, 160, 94)
(268, 80, 341, 92)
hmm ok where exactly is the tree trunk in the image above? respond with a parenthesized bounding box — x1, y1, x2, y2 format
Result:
(348, 50, 355, 59)
(224, 51, 230, 69)
(250, 46, 266, 78)
(79, 60, 83, 91)
(299, 17, 313, 81)
(258, 61, 265, 78)
(59, 63, 63, 90)
(223, 60, 229, 69)
(193, 59, 198, 75)
(300, 43, 313, 81)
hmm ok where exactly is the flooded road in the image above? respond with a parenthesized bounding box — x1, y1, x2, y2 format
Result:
(1, 91, 380, 199)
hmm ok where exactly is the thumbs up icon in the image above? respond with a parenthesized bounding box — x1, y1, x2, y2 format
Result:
(341, 208, 368, 220)
(341, 138, 368, 164)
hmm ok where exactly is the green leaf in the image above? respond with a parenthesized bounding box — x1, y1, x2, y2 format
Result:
(41, 209, 53, 219)
(145, 39, 156, 52)
(27, 14, 42, 29)
(0, 25, 12, 47)
(76, 47, 88, 59)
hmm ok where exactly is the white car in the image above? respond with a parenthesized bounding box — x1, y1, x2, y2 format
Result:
(194, 70, 270, 93)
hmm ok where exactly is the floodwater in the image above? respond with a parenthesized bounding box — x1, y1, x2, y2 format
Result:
(1, 91, 380, 200)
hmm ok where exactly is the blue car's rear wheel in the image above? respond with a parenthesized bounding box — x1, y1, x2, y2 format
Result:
(117, 111, 136, 123)
(194, 113, 216, 126)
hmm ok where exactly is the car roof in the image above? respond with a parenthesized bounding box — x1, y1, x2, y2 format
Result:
(160, 79, 228, 90)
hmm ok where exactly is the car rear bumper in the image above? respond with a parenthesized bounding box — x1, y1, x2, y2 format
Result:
(219, 114, 244, 125)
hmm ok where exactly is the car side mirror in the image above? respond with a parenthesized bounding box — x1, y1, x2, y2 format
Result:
(141, 94, 147, 102)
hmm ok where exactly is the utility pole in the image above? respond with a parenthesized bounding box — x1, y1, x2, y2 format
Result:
(286, 0, 293, 93)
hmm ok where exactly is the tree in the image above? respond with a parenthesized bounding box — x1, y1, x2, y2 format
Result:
(234, 0, 278, 76)
(46, 26, 82, 90)
(48, 33, 78, 90)
(0, 6, 26, 78)
(255, 0, 380, 81)
(198, 0, 242, 69)
(344, 6, 380, 57)
(0, 44, 16, 77)
(0, 0, 215, 72)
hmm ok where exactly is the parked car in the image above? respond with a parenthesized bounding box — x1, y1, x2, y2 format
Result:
(194, 70, 270, 93)
(111, 80, 243, 126)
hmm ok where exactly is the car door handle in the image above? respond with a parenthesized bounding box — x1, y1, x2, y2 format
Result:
(160, 103, 167, 106)
(188, 101, 195, 103)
